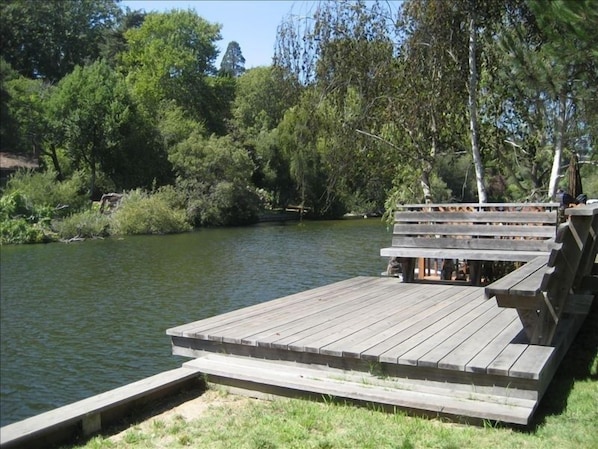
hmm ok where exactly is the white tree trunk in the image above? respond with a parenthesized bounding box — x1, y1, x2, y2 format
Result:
(548, 92, 567, 199)
(467, 13, 487, 203)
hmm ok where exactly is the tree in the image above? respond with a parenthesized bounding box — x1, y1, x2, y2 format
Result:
(47, 60, 167, 199)
(387, 0, 470, 203)
(120, 9, 228, 133)
(220, 41, 246, 77)
(527, 0, 598, 198)
(274, 0, 402, 214)
(169, 134, 260, 226)
(0, 0, 121, 82)
(481, 1, 597, 200)
(230, 66, 301, 207)
(100, 7, 147, 67)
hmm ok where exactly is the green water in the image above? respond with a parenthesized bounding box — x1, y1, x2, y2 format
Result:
(0, 219, 391, 426)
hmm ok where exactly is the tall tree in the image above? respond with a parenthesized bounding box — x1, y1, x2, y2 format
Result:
(0, 0, 121, 82)
(47, 60, 167, 198)
(274, 0, 401, 214)
(527, 0, 598, 198)
(219, 41, 246, 77)
(120, 9, 230, 134)
(389, 0, 469, 203)
(487, 1, 597, 200)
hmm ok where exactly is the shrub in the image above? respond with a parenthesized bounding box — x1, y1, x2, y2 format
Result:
(0, 217, 48, 244)
(110, 189, 191, 235)
(4, 169, 87, 216)
(0, 191, 53, 244)
(194, 181, 261, 227)
(53, 209, 111, 240)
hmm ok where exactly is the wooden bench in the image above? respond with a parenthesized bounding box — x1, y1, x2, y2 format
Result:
(380, 203, 560, 284)
(485, 203, 598, 345)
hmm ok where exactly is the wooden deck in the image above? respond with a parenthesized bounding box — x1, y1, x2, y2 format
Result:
(167, 276, 588, 425)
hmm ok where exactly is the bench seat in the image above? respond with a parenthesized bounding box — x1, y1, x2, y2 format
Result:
(381, 203, 559, 284)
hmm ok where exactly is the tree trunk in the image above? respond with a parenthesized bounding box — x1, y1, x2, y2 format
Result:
(548, 91, 567, 199)
(90, 148, 96, 201)
(44, 144, 64, 181)
(467, 12, 487, 203)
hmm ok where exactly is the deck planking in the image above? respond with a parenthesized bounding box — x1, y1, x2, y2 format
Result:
(168, 277, 556, 379)
(167, 275, 583, 424)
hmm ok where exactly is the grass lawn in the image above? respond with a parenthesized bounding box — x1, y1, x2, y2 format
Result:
(71, 300, 597, 449)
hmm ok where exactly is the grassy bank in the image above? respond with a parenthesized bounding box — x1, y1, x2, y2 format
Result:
(71, 302, 597, 449)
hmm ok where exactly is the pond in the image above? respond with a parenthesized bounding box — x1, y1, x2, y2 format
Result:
(0, 218, 391, 426)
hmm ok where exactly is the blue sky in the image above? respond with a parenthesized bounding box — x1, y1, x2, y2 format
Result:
(120, 1, 317, 69)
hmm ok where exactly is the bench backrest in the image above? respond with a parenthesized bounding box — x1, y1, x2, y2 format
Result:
(391, 203, 559, 254)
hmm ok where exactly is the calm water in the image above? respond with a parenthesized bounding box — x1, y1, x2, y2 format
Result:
(0, 219, 390, 426)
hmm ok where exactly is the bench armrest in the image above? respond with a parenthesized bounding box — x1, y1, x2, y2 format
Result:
(484, 256, 548, 300)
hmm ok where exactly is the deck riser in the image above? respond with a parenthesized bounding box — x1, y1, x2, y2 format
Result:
(171, 337, 541, 401)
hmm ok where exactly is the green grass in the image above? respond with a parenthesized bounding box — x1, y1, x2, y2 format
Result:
(71, 301, 598, 449)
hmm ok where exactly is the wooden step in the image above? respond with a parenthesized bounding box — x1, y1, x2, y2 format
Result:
(183, 354, 537, 425)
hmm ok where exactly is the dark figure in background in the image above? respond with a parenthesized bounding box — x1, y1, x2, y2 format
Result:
(557, 189, 587, 209)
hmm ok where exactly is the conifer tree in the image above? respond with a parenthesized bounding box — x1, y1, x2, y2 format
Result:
(220, 41, 246, 77)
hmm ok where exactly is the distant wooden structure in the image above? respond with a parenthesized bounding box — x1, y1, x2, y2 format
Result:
(167, 203, 597, 425)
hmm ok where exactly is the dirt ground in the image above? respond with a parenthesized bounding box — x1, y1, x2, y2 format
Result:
(0, 152, 39, 169)
(108, 389, 256, 443)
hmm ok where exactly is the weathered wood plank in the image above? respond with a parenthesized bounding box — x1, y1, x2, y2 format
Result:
(166, 277, 372, 337)
(465, 318, 525, 374)
(391, 223, 556, 238)
(437, 309, 519, 371)
(381, 247, 545, 262)
(399, 202, 558, 210)
(361, 288, 485, 362)
(509, 346, 555, 380)
(320, 285, 476, 358)
(414, 304, 506, 369)
(485, 256, 548, 297)
(275, 284, 422, 353)
(184, 354, 536, 425)
(487, 344, 529, 376)
(0, 367, 201, 449)
(380, 297, 496, 365)
(391, 236, 553, 251)
(236, 280, 413, 349)
(394, 211, 558, 224)
(221, 282, 396, 345)
(169, 277, 380, 340)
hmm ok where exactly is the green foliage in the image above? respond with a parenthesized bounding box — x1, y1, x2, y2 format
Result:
(111, 189, 191, 235)
(4, 169, 87, 216)
(219, 41, 246, 77)
(120, 9, 228, 134)
(53, 209, 111, 240)
(0, 191, 53, 244)
(47, 60, 168, 197)
(170, 134, 261, 226)
(0, 0, 121, 82)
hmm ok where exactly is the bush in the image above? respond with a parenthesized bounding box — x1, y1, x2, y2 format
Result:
(110, 189, 191, 235)
(4, 169, 87, 216)
(197, 181, 261, 226)
(53, 209, 111, 240)
(0, 217, 48, 244)
(0, 191, 53, 244)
